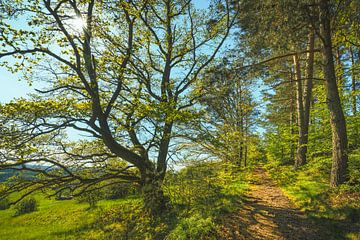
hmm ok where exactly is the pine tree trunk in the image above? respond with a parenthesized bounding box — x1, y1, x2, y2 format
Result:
(290, 110, 295, 161)
(244, 116, 248, 167)
(237, 79, 244, 166)
(319, 0, 348, 187)
(239, 141, 243, 166)
(302, 30, 315, 163)
(350, 47, 357, 115)
(293, 54, 307, 167)
(244, 145, 247, 167)
(290, 70, 296, 162)
(350, 47, 359, 149)
(240, 124, 244, 166)
(336, 47, 344, 87)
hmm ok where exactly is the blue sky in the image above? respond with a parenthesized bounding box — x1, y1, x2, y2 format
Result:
(0, 69, 35, 103)
(0, 0, 210, 104)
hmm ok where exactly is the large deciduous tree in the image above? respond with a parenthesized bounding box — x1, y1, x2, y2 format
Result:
(0, 0, 235, 214)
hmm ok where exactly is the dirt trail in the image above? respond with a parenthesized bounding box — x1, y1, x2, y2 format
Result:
(219, 168, 328, 240)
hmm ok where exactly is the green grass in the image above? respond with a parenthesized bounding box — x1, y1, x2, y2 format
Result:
(0, 162, 251, 240)
(0, 195, 139, 240)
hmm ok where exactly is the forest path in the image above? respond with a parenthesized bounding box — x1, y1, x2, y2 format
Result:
(218, 167, 330, 240)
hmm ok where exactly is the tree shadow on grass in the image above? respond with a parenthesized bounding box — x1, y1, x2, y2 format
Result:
(37, 205, 181, 240)
(26, 223, 95, 240)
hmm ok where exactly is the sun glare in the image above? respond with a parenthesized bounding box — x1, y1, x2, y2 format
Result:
(68, 16, 86, 32)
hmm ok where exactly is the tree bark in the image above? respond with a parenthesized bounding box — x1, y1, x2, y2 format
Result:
(293, 54, 307, 167)
(244, 115, 248, 167)
(302, 30, 315, 163)
(290, 109, 295, 161)
(244, 145, 247, 167)
(319, 0, 348, 187)
(290, 70, 295, 162)
(335, 47, 344, 87)
(238, 78, 244, 166)
(157, 122, 173, 180)
(349, 47, 357, 115)
(142, 171, 168, 216)
(239, 116, 244, 166)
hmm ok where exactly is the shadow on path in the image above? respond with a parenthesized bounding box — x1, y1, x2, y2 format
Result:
(219, 168, 359, 240)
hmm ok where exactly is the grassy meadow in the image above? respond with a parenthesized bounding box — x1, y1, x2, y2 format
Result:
(0, 162, 251, 240)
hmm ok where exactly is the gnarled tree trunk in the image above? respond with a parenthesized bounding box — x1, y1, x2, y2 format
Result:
(141, 170, 169, 216)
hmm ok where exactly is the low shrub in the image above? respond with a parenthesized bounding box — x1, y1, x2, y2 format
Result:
(95, 199, 169, 239)
(167, 213, 217, 240)
(0, 198, 10, 210)
(77, 189, 103, 208)
(14, 198, 37, 215)
(104, 183, 138, 200)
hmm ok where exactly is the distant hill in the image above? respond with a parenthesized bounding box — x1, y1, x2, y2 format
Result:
(0, 165, 49, 182)
(0, 169, 17, 182)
